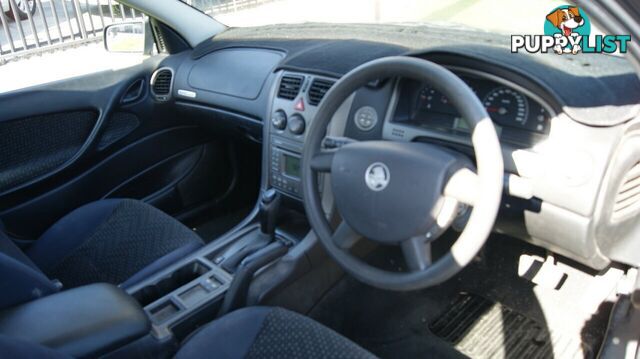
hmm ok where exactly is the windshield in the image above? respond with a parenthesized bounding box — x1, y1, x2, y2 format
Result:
(183, 0, 572, 34)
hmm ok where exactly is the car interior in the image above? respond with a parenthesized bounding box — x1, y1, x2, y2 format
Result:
(0, 0, 640, 358)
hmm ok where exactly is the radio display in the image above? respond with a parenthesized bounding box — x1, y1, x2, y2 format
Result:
(283, 154, 301, 179)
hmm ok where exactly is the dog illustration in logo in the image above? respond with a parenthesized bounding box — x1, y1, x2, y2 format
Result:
(546, 7, 585, 54)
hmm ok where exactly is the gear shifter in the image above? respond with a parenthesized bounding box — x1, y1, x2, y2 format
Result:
(217, 189, 287, 313)
(220, 189, 281, 273)
(259, 188, 280, 238)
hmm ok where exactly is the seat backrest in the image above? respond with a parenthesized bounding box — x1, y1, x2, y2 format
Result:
(0, 230, 58, 309)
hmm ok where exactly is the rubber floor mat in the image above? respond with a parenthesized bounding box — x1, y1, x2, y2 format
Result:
(430, 293, 586, 359)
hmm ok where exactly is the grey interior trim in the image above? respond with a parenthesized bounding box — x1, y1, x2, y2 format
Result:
(260, 70, 284, 192)
(119, 0, 226, 48)
(322, 92, 355, 215)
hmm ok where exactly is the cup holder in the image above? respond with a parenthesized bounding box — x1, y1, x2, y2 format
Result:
(132, 261, 210, 307)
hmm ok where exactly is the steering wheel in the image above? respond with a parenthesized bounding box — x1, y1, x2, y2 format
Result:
(301, 57, 504, 291)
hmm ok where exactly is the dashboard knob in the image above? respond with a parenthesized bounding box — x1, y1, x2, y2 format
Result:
(271, 110, 287, 130)
(288, 114, 306, 135)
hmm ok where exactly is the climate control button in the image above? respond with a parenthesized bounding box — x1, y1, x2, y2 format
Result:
(288, 114, 306, 135)
(271, 110, 287, 130)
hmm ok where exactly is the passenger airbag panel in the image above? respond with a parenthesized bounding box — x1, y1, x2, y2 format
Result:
(187, 48, 283, 100)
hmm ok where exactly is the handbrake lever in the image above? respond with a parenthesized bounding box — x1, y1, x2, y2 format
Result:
(218, 241, 288, 317)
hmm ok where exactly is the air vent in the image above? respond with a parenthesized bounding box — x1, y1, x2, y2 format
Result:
(277, 75, 303, 100)
(308, 78, 335, 106)
(151, 68, 173, 101)
(612, 161, 640, 221)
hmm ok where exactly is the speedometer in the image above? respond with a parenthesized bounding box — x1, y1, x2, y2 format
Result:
(483, 87, 529, 128)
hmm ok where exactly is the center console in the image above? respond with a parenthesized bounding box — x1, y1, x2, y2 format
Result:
(126, 222, 291, 340)
(268, 72, 337, 199)
(128, 252, 233, 339)
(121, 71, 338, 347)
(126, 186, 289, 341)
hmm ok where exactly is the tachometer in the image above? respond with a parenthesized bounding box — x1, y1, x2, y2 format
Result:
(483, 87, 529, 128)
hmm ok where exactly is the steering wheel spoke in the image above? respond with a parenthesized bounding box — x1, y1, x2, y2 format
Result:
(310, 152, 335, 173)
(332, 221, 362, 249)
(444, 168, 480, 206)
(401, 236, 432, 271)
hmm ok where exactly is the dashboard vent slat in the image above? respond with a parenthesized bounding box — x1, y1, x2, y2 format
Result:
(278, 75, 304, 100)
(151, 67, 173, 102)
(612, 162, 640, 221)
(308, 78, 335, 106)
(153, 73, 171, 94)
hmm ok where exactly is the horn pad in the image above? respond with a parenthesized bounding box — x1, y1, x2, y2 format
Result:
(331, 141, 466, 244)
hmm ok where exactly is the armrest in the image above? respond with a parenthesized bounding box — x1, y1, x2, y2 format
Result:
(0, 283, 150, 358)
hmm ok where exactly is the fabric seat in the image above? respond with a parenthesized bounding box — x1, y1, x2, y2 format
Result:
(176, 307, 376, 359)
(0, 199, 203, 308)
(0, 307, 376, 358)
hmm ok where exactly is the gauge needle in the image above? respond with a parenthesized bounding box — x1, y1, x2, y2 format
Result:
(487, 107, 508, 115)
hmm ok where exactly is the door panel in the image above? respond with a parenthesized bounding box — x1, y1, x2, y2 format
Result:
(96, 111, 141, 151)
(0, 60, 162, 201)
(0, 111, 97, 192)
(0, 56, 236, 239)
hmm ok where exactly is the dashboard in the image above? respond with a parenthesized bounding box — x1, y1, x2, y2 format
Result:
(165, 28, 640, 271)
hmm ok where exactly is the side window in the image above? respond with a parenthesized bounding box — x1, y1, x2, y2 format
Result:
(0, 0, 152, 93)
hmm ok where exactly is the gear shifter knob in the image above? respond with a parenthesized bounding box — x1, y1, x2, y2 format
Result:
(261, 188, 277, 205)
(259, 188, 280, 238)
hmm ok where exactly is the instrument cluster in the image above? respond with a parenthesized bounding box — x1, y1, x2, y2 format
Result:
(393, 72, 553, 147)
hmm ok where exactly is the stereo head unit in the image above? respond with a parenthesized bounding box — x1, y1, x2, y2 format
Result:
(270, 138, 303, 197)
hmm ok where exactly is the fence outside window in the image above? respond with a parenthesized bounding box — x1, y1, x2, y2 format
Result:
(0, 0, 145, 64)
(183, 0, 275, 15)
(0, 0, 272, 64)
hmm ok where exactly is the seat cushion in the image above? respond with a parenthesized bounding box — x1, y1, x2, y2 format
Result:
(27, 199, 204, 289)
(176, 307, 376, 359)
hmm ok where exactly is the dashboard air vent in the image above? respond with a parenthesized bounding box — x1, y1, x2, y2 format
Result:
(277, 75, 303, 100)
(151, 68, 173, 101)
(612, 161, 640, 221)
(308, 78, 335, 106)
